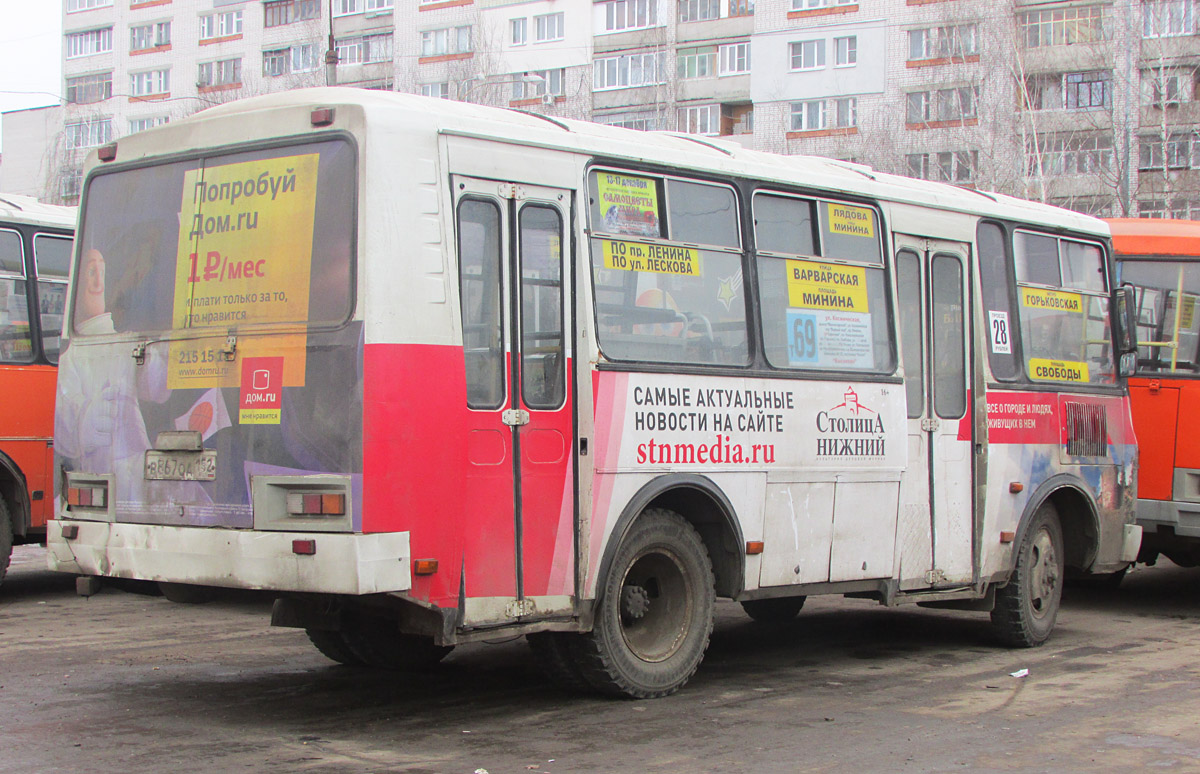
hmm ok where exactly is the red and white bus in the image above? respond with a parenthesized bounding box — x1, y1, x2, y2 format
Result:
(0, 194, 74, 586)
(1110, 218, 1200, 569)
(48, 90, 1140, 697)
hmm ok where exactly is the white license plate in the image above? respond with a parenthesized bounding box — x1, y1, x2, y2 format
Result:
(144, 450, 218, 481)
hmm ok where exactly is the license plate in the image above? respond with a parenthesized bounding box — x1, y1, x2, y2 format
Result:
(144, 450, 218, 481)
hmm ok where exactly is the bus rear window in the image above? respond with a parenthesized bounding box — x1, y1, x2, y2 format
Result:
(74, 138, 355, 336)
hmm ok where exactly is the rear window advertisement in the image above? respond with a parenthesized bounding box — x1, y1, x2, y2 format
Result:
(56, 140, 361, 520)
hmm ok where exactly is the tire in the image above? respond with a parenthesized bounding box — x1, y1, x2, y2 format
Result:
(741, 595, 806, 623)
(306, 628, 367, 666)
(0, 498, 12, 588)
(527, 632, 591, 692)
(572, 508, 715, 699)
(340, 620, 454, 671)
(991, 503, 1065, 647)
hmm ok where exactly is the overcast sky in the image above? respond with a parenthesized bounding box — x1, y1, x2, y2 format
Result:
(0, 5, 63, 152)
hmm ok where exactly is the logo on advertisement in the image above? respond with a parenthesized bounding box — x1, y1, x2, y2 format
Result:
(815, 387, 885, 458)
(239, 357, 283, 425)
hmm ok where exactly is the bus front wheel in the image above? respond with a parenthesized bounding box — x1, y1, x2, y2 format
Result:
(991, 503, 1064, 647)
(0, 498, 11, 588)
(575, 508, 715, 698)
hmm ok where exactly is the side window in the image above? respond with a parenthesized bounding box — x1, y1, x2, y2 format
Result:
(977, 222, 1019, 380)
(1014, 229, 1114, 385)
(34, 234, 73, 364)
(1120, 260, 1200, 375)
(457, 199, 505, 409)
(0, 230, 33, 364)
(932, 254, 966, 418)
(755, 194, 893, 373)
(588, 170, 749, 366)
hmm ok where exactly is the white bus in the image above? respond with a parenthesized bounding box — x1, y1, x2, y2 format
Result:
(48, 89, 1141, 697)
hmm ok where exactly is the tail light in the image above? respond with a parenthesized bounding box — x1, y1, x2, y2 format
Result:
(67, 484, 108, 509)
(286, 492, 345, 517)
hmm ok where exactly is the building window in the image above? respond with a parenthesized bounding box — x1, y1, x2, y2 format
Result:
(907, 87, 977, 124)
(66, 27, 113, 58)
(791, 0, 856, 9)
(1143, 0, 1195, 37)
(1027, 133, 1113, 176)
(511, 69, 565, 100)
(678, 104, 721, 134)
(264, 0, 321, 28)
(678, 46, 717, 79)
(1138, 198, 1200, 219)
(1139, 132, 1198, 170)
(67, 0, 111, 11)
(908, 24, 978, 61)
(130, 21, 170, 52)
(679, 0, 721, 22)
(264, 45, 318, 76)
(130, 68, 169, 96)
(199, 11, 243, 40)
(790, 40, 825, 70)
(421, 82, 449, 99)
(65, 72, 112, 104)
(603, 0, 659, 31)
(421, 26, 472, 57)
(719, 42, 751, 75)
(60, 169, 83, 201)
(198, 58, 242, 88)
(1064, 70, 1111, 109)
(906, 150, 978, 183)
(64, 118, 112, 149)
(730, 0, 755, 16)
(790, 97, 857, 131)
(511, 18, 527, 45)
(535, 12, 564, 42)
(594, 52, 666, 90)
(834, 36, 857, 66)
(129, 115, 169, 133)
(365, 0, 393, 10)
(337, 33, 392, 64)
(599, 110, 660, 130)
(1143, 67, 1196, 106)
(333, 0, 363, 16)
(1020, 5, 1109, 47)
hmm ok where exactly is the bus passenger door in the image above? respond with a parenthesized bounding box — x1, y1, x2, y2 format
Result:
(895, 236, 975, 588)
(454, 177, 575, 627)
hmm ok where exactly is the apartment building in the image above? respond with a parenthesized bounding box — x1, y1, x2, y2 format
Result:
(24, 0, 1200, 218)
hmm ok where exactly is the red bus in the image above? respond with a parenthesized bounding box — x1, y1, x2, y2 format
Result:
(48, 91, 1140, 697)
(1110, 218, 1200, 568)
(0, 194, 75, 585)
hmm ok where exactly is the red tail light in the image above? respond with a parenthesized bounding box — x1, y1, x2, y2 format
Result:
(286, 492, 346, 516)
(67, 485, 107, 509)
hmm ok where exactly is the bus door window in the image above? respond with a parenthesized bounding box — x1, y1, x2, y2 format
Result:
(33, 234, 73, 364)
(896, 250, 924, 418)
(932, 254, 966, 419)
(0, 229, 33, 364)
(458, 199, 506, 409)
(518, 205, 564, 410)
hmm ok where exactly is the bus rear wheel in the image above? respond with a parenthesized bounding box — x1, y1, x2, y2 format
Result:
(340, 620, 454, 671)
(0, 498, 12, 588)
(741, 596, 806, 623)
(306, 629, 366, 666)
(573, 508, 715, 699)
(991, 503, 1064, 647)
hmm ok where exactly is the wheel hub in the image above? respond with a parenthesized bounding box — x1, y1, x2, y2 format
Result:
(622, 584, 651, 620)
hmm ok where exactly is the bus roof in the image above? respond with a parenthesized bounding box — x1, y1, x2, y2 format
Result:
(1105, 218, 1200, 258)
(0, 193, 76, 231)
(105, 88, 1106, 237)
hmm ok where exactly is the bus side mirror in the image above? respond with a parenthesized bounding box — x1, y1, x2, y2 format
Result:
(1115, 283, 1138, 377)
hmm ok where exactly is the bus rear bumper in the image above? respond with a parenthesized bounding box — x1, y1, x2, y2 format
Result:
(46, 519, 412, 595)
